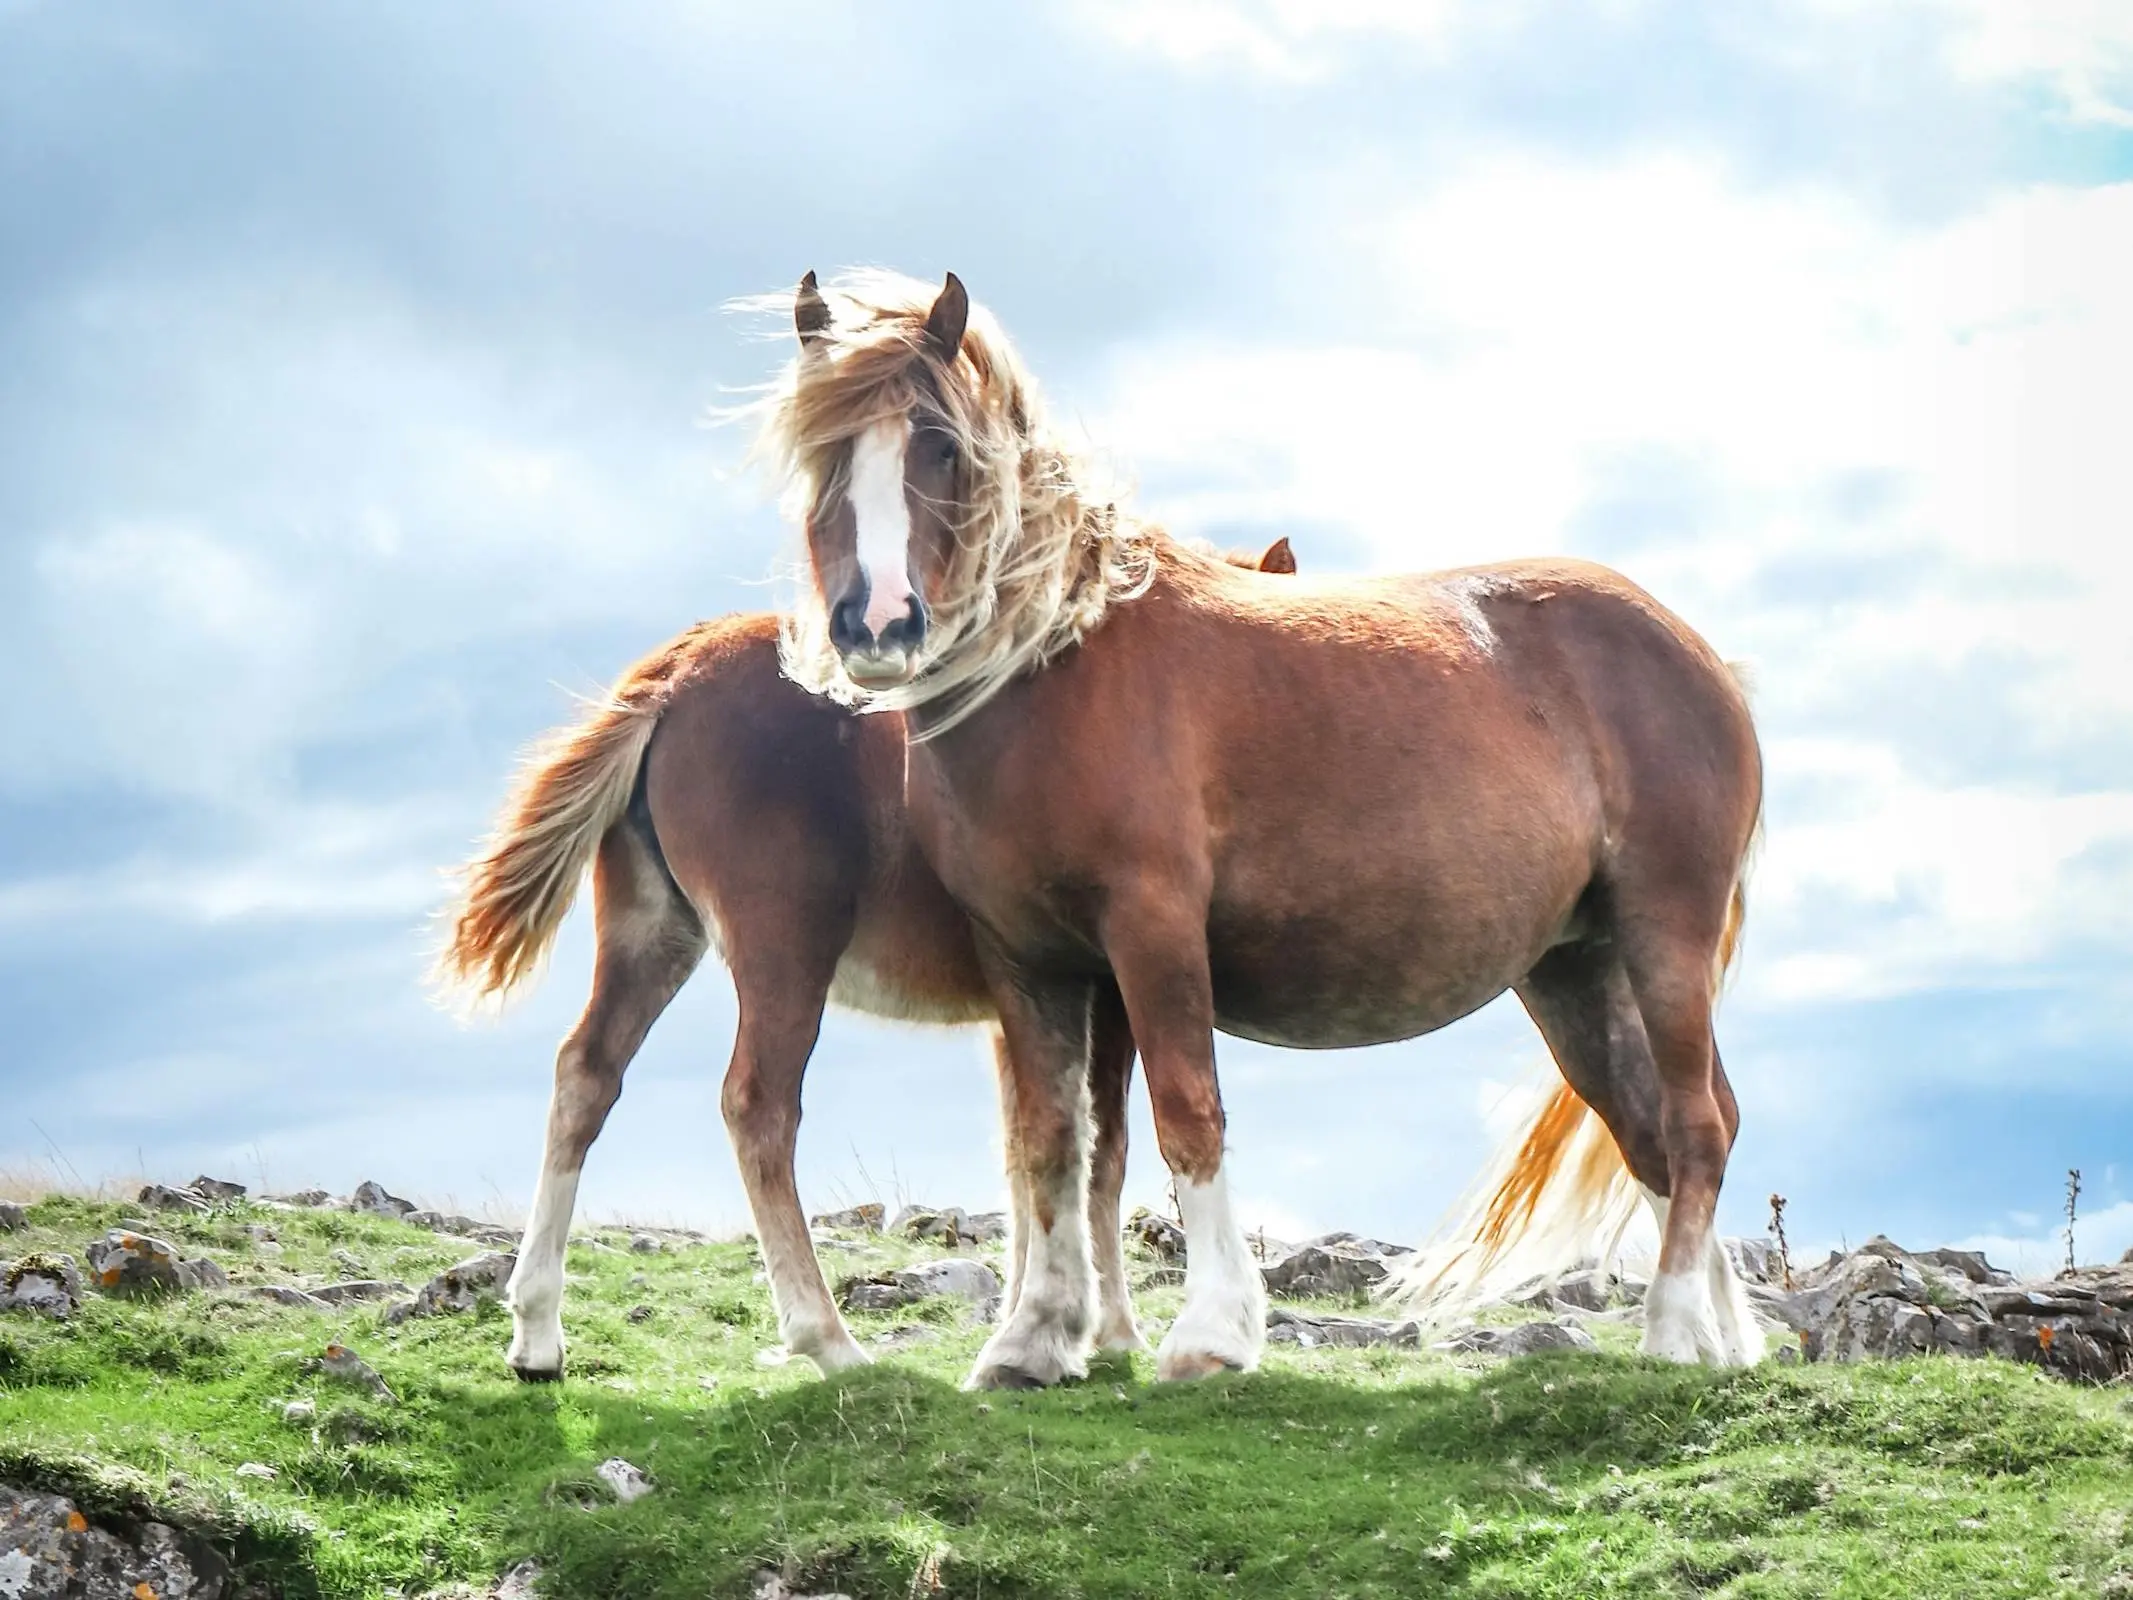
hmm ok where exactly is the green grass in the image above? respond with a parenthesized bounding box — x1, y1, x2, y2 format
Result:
(6, 1196, 2133, 1598)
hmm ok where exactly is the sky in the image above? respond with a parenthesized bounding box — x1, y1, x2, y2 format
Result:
(3, 0, 2130, 1273)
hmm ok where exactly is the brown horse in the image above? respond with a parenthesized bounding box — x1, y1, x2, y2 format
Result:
(765, 269, 1764, 1390)
(433, 542, 1295, 1380)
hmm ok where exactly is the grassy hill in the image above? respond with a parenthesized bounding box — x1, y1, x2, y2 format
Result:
(5, 1192, 2133, 1598)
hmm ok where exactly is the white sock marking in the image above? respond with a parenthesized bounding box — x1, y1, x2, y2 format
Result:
(1160, 1168, 1267, 1377)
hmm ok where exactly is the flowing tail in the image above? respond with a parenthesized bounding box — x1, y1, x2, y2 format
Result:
(1391, 664, 1760, 1320)
(431, 678, 671, 1005)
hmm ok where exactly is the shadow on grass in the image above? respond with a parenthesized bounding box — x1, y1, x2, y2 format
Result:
(422, 1354, 1813, 1600)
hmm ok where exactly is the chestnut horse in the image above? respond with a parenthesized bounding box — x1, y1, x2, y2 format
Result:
(433, 545, 1294, 1379)
(765, 270, 1764, 1390)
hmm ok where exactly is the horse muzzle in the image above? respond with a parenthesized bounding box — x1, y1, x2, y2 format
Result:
(829, 588, 927, 689)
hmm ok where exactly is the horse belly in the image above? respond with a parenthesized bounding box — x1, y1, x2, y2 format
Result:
(1205, 839, 1588, 1049)
(828, 882, 995, 1027)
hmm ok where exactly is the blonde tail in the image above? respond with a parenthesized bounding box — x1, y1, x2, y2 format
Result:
(1388, 1076, 1644, 1323)
(430, 686, 666, 1005)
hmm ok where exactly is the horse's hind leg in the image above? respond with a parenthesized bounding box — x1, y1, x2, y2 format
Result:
(721, 944, 871, 1375)
(992, 983, 1141, 1348)
(1087, 982, 1146, 1352)
(1517, 937, 1760, 1366)
(507, 822, 704, 1381)
(1620, 916, 1759, 1367)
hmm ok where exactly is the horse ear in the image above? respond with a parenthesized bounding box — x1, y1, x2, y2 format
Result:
(795, 270, 831, 348)
(923, 272, 969, 360)
(1257, 536, 1297, 575)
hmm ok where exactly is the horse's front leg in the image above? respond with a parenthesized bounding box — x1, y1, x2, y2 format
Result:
(1104, 896, 1265, 1381)
(966, 968, 1098, 1391)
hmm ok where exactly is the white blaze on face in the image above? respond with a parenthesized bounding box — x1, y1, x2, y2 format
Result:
(849, 417, 916, 640)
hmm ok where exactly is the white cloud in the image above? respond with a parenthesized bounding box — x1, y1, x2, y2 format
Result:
(1955, 1198, 2133, 1276)
(1926, 0, 2133, 125)
(1083, 157, 2133, 1005)
(1065, 0, 1488, 77)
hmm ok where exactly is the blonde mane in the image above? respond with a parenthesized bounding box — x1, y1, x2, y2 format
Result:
(744, 270, 1159, 736)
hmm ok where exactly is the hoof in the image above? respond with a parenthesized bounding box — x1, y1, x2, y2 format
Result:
(968, 1363, 1052, 1391)
(1095, 1322, 1151, 1355)
(1155, 1348, 1244, 1383)
(510, 1363, 564, 1384)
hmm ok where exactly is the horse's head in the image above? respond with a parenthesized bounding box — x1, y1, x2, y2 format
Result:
(774, 269, 1010, 691)
(762, 271, 1287, 727)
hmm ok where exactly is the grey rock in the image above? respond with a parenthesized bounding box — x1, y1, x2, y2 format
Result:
(888, 1205, 1005, 1246)
(1308, 1229, 1414, 1258)
(1127, 1207, 1186, 1262)
(596, 1457, 654, 1504)
(185, 1257, 231, 1289)
(270, 1188, 333, 1208)
(626, 1304, 655, 1324)
(0, 1485, 223, 1600)
(628, 1233, 663, 1255)
(1435, 1319, 1599, 1357)
(283, 1398, 317, 1423)
(350, 1179, 415, 1219)
(137, 1181, 210, 1214)
(1265, 1306, 1422, 1349)
(251, 1284, 330, 1310)
(84, 1230, 200, 1295)
(1725, 1236, 1783, 1284)
(332, 1248, 368, 1275)
(493, 1560, 544, 1600)
(755, 1572, 856, 1600)
(190, 1175, 248, 1202)
(1506, 1267, 1646, 1314)
(320, 1341, 395, 1400)
(314, 1278, 412, 1305)
(390, 1251, 518, 1322)
(1917, 1246, 2013, 1286)
(1788, 1237, 2133, 1382)
(810, 1203, 886, 1233)
(838, 1257, 1002, 1312)
(1262, 1241, 1391, 1299)
(2, 1253, 84, 1319)
(0, 1201, 26, 1232)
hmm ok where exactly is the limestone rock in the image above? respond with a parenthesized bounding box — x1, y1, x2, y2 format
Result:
(1787, 1236, 2133, 1382)
(1436, 1319, 1599, 1357)
(190, 1175, 248, 1203)
(387, 1251, 517, 1322)
(250, 1284, 329, 1310)
(137, 1181, 209, 1214)
(0, 1202, 26, 1232)
(1262, 1241, 1391, 1298)
(0, 1486, 224, 1600)
(2, 1253, 84, 1319)
(1265, 1306, 1422, 1348)
(269, 1188, 333, 1208)
(1126, 1207, 1185, 1262)
(84, 1230, 215, 1296)
(810, 1203, 886, 1233)
(349, 1180, 415, 1219)
(838, 1258, 1001, 1312)
(320, 1341, 395, 1400)
(595, 1457, 654, 1504)
(1506, 1267, 1647, 1314)
(888, 1205, 1006, 1246)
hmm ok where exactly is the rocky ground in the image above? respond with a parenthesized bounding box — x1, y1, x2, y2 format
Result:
(6, 1180, 2133, 1598)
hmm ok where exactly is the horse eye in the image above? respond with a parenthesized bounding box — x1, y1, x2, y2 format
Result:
(928, 433, 958, 469)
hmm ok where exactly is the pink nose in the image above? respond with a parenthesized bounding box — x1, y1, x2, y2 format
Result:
(862, 567, 915, 638)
